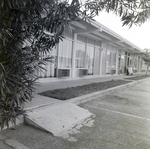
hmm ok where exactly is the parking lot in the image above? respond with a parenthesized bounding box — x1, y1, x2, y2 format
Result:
(2, 79, 150, 149)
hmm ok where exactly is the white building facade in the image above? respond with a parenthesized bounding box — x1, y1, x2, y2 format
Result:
(39, 19, 146, 78)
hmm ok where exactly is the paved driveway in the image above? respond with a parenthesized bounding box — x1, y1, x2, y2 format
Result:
(78, 79, 150, 149)
(2, 79, 150, 149)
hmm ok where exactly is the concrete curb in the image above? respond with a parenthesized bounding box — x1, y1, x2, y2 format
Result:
(25, 77, 150, 110)
(66, 78, 150, 105)
(0, 134, 30, 149)
(5, 139, 30, 149)
(24, 98, 62, 111)
(1, 116, 24, 131)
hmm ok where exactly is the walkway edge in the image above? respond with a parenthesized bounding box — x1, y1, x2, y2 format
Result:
(1, 77, 149, 130)
(66, 78, 150, 105)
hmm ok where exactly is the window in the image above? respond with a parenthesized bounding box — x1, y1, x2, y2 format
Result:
(76, 42, 86, 68)
(39, 47, 58, 78)
(112, 53, 116, 69)
(106, 51, 111, 74)
(59, 39, 72, 68)
(86, 45, 94, 75)
(51, 46, 58, 68)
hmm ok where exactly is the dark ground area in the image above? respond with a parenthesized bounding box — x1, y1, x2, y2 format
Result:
(39, 79, 131, 100)
(39, 75, 150, 100)
(2, 78, 150, 149)
(124, 74, 150, 80)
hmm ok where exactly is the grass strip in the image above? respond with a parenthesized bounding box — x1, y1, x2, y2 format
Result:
(39, 80, 131, 100)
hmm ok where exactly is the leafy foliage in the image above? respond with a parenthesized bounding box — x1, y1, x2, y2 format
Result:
(0, 0, 83, 129)
(84, 0, 150, 27)
(0, 0, 150, 129)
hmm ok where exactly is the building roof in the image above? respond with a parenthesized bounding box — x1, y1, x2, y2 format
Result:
(70, 19, 142, 54)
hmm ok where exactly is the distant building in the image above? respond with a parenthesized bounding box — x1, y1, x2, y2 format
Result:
(39, 19, 146, 78)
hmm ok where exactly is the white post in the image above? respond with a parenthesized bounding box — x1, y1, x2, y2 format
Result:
(72, 34, 77, 78)
(56, 43, 60, 77)
(138, 57, 141, 73)
(115, 49, 119, 75)
(99, 47, 103, 76)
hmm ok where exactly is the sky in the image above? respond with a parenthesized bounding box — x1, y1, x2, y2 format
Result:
(94, 11, 150, 50)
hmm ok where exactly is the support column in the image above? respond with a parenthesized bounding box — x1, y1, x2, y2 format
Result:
(99, 46, 103, 76)
(139, 57, 142, 73)
(99, 43, 105, 75)
(138, 57, 141, 73)
(115, 49, 119, 75)
(56, 43, 60, 77)
(72, 34, 77, 78)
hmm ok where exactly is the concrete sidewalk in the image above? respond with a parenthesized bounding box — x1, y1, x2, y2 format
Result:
(24, 73, 146, 110)
(2, 74, 150, 149)
(23, 73, 147, 140)
(34, 74, 130, 93)
(34, 73, 147, 93)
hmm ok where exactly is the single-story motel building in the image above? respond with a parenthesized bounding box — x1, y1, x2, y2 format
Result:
(39, 19, 147, 78)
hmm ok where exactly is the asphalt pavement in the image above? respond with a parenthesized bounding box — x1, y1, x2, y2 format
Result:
(1, 78, 150, 149)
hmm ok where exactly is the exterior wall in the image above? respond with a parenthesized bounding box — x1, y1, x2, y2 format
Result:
(39, 46, 57, 78)
(56, 29, 74, 77)
(75, 34, 102, 77)
(101, 43, 117, 75)
(118, 50, 125, 74)
(38, 25, 143, 78)
(75, 35, 87, 77)
(128, 53, 147, 73)
(130, 54, 141, 73)
(101, 44, 107, 74)
(39, 29, 74, 78)
(141, 60, 147, 72)
(39, 29, 104, 78)
(106, 45, 117, 74)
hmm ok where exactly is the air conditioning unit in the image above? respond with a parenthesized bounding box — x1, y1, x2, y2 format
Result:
(79, 69, 88, 77)
(118, 69, 122, 74)
(58, 69, 70, 78)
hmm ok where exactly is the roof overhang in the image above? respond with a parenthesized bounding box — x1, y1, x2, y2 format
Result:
(70, 19, 142, 53)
